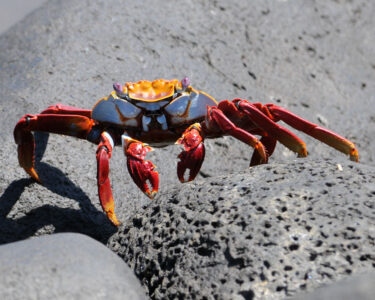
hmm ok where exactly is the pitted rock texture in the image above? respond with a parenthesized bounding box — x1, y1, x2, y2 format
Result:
(0, 0, 375, 299)
(108, 159, 375, 299)
(0, 233, 147, 300)
(1, 0, 374, 243)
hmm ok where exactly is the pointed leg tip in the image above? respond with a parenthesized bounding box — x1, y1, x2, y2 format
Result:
(145, 190, 158, 199)
(254, 142, 268, 162)
(297, 146, 308, 158)
(107, 211, 121, 227)
(26, 168, 41, 183)
(350, 148, 359, 162)
(113, 220, 121, 227)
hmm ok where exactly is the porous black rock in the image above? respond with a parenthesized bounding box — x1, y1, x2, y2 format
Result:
(108, 159, 375, 299)
(0, 233, 147, 300)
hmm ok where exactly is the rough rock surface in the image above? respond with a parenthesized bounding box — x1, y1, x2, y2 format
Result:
(0, 0, 373, 244)
(0, 0, 374, 299)
(109, 159, 375, 299)
(0, 233, 147, 300)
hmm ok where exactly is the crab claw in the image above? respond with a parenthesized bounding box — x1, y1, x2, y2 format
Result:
(125, 141, 159, 198)
(176, 124, 205, 183)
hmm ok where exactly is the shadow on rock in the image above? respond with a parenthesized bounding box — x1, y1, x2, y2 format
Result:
(0, 132, 117, 245)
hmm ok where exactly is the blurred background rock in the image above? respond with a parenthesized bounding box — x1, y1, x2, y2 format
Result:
(0, 0, 46, 35)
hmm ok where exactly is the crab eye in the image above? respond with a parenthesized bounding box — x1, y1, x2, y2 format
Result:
(113, 82, 124, 95)
(181, 77, 190, 89)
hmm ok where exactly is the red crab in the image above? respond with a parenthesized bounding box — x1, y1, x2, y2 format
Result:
(14, 78, 359, 226)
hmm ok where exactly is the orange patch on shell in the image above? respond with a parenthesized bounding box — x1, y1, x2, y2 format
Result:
(125, 79, 181, 102)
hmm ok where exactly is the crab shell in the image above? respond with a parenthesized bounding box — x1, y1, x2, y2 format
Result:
(91, 79, 217, 144)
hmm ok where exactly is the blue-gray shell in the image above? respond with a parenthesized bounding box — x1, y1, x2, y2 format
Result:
(92, 93, 141, 127)
(91, 90, 217, 128)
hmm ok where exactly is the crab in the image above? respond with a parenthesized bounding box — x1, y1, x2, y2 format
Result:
(14, 78, 359, 226)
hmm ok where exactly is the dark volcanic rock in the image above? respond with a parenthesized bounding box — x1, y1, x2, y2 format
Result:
(108, 159, 375, 299)
(0, 233, 147, 300)
(0, 0, 374, 242)
(0, 0, 375, 299)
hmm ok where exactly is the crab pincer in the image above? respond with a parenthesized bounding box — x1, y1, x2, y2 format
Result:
(177, 124, 205, 183)
(123, 137, 159, 198)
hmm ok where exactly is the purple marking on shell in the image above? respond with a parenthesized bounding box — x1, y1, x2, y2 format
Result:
(181, 77, 190, 89)
(113, 82, 123, 94)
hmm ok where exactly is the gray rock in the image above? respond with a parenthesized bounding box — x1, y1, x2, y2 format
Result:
(288, 272, 375, 300)
(1, 0, 373, 245)
(108, 159, 375, 299)
(0, 0, 47, 35)
(0, 233, 147, 300)
(0, 0, 374, 299)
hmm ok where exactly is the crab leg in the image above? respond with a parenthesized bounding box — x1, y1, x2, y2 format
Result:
(96, 132, 120, 226)
(229, 100, 308, 158)
(122, 134, 159, 198)
(265, 104, 359, 162)
(205, 106, 268, 164)
(250, 135, 277, 166)
(176, 123, 206, 183)
(40, 104, 92, 118)
(14, 113, 94, 182)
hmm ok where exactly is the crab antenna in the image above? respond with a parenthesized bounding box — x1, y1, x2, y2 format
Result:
(113, 82, 123, 94)
(181, 77, 190, 89)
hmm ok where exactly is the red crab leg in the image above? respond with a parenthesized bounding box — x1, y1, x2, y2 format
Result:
(265, 104, 359, 162)
(250, 135, 277, 166)
(205, 106, 268, 164)
(14, 113, 94, 182)
(230, 99, 308, 158)
(176, 123, 205, 183)
(96, 132, 120, 226)
(122, 134, 159, 198)
(41, 104, 92, 118)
